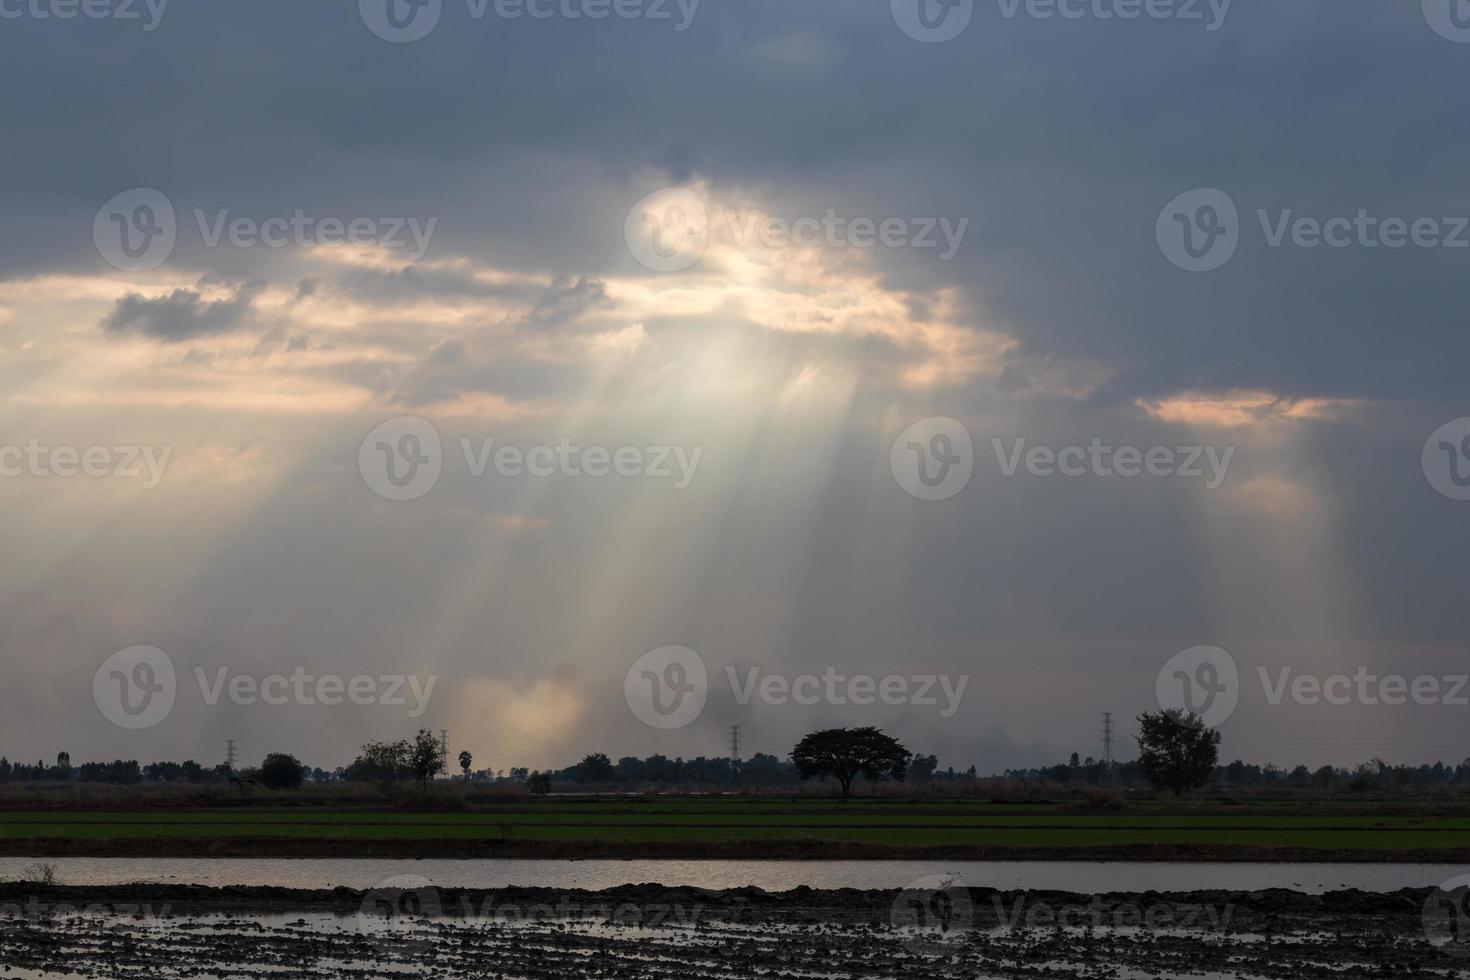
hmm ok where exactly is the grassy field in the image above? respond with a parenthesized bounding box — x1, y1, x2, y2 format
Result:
(3, 798, 1469, 853)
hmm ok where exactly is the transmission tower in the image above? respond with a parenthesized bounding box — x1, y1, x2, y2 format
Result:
(225, 740, 238, 772)
(729, 725, 741, 765)
(1101, 713, 1115, 768)
(440, 730, 449, 766)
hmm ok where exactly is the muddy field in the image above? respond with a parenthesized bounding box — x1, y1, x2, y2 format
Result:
(1, 881, 1467, 978)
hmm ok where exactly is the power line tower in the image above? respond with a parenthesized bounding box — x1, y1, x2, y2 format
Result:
(729, 725, 741, 765)
(439, 730, 449, 767)
(1101, 713, 1116, 769)
(225, 740, 238, 772)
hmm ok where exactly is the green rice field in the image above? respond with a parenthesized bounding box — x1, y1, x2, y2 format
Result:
(3, 798, 1469, 851)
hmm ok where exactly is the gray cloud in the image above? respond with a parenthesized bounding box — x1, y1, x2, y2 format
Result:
(0, 2, 1455, 403)
(516, 275, 614, 331)
(101, 279, 264, 341)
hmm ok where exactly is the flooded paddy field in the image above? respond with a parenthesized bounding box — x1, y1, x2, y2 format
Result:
(0, 855, 1462, 892)
(0, 880, 1464, 980)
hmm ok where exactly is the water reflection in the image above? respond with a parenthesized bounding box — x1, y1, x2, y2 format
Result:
(0, 856, 1458, 892)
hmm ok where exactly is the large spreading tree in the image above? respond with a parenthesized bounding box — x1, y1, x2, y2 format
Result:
(791, 727, 912, 799)
(347, 739, 411, 785)
(576, 752, 615, 784)
(259, 753, 305, 790)
(1136, 709, 1221, 796)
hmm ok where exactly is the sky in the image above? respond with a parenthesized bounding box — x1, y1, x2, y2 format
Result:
(2, 0, 1469, 775)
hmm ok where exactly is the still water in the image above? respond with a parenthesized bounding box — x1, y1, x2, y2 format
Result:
(0, 857, 1458, 892)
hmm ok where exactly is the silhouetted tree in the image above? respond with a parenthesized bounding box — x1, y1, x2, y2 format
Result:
(791, 727, 912, 799)
(908, 754, 939, 783)
(259, 753, 306, 790)
(576, 752, 615, 784)
(347, 739, 411, 785)
(410, 730, 446, 788)
(1136, 710, 1220, 796)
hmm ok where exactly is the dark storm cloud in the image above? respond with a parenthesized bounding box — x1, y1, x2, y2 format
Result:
(0, 1, 1459, 402)
(101, 279, 263, 340)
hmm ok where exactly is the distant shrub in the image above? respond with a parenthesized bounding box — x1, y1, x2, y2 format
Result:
(1079, 787, 1125, 810)
(23, 862, 57, 886)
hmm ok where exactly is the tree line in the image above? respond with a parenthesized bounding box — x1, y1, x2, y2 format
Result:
(14, 711, 1470, 796)
(1009, 755, 1470, 793)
